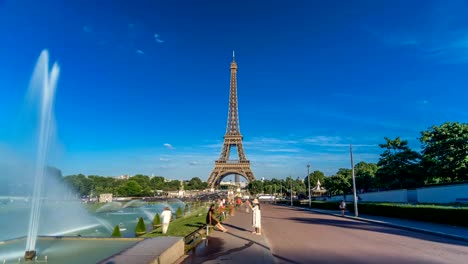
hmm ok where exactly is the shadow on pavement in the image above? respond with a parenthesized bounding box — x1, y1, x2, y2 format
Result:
(223, 223, 251, 232)
(288, 215, 468, 247)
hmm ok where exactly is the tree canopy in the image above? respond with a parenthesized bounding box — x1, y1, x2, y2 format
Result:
(420, 122, 468, 183)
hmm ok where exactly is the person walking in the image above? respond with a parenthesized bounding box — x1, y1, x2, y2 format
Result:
(206, 204, 228, 232)
(249, 199, 262, 235)
(339, 199, 346, 216)
(160, 207, 172, 234)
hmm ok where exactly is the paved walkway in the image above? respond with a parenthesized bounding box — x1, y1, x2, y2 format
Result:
(181, 203, 468, 264)
(180, 204, 274, 264)
(298, 205, 468, 242)
(262, 204, 468, 264)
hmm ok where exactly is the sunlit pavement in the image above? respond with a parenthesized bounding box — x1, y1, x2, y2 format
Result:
(180, 203, 468, 264)
(262, 204, 468, 264)
(180, 204, 274, 264)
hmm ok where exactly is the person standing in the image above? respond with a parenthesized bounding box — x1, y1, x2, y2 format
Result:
(249, 199, 262, 235)
(339, 200, 346, 216)
(160, 207, 172, 234)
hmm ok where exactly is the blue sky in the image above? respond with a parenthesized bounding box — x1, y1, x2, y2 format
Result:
(0, 0, 467, 180)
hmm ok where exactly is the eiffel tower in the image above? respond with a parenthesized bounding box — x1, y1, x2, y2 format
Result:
(207, 52, 255, 188)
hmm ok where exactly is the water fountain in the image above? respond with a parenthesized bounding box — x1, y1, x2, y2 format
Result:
(0, 50, 186, 263)
(0, 50, 145, 263)
(24, 49, 59, 260)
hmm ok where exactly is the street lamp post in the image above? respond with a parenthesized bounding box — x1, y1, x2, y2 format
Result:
(350, 144, 358, 217)
(290, 178, 293, 206)
(273, 185, 276, 204)
(307, 164, 311, 208)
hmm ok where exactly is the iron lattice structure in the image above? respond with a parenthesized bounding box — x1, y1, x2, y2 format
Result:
(207, 53, 256, 188)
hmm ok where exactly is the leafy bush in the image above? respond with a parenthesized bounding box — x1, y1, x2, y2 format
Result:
(111, 225, 122, 237)
(279, 200, 468, 227)
(176, 207, 183, 218)
(135, 217, 146, 236)
(153, 213, 161, 227)
(347, 203, 468, 227)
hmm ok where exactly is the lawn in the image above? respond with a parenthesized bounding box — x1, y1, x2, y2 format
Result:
(143, 207, 208, 238)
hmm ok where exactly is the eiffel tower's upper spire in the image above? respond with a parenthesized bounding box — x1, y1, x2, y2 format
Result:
(226, 51, 240, 134)
(230, 50, 237, 69)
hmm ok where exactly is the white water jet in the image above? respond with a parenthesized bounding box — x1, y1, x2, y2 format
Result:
(140, 208, 155, 222)
(122, 200, 145, 208)
(48, 224, 101, 236)
(96, 202, 123, 213)
(25, 50, 60, 252)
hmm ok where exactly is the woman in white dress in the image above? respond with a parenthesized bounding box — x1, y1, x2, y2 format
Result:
(250, 199, 261, 235)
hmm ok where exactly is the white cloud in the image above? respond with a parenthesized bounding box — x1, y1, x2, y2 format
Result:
(189, 161, 198, 166)
(154, 33, 164, 43)
(163, 143, 174, 150)
(264, 148, 301, 153)
(159, 158, 170, 161)
(136, 49, 145, 55)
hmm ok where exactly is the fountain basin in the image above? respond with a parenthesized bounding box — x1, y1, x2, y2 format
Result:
(0, 236, 141, 263)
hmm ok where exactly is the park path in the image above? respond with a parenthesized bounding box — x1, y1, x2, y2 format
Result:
(262, 203, 468, 264)
(181, 204, 274, 264)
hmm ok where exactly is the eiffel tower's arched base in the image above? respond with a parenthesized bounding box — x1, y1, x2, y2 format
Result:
(207, 161, 255, 188)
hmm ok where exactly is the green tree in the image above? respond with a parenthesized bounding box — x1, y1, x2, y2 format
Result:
(323, 174, 351, 197)
(149, 176, 165, 190)
(420, 122, 468, 183)
(131, 175, 150, 189)
(176, 207, 183, 218)
(247, 180, 264, 195)
(184, 204, 190, 215)
(135, 217, 146, 236)
(375, 137, 422, 189)
(111, 225, 122, 237)
(153, 213, 161, 227)
(63, 174, 93, 197)
(354, 162, 378, 192)
(187, 177, 203, 190)
(304, 170, 326, 189)
(294, 177, 306, 196)
(117, 180, 142, 197)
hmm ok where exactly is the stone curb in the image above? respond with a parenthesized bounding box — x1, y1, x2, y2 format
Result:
(282, 204, 468, 243)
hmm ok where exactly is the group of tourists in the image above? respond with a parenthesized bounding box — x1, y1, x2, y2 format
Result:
(160, 198, 345, 236)
(205, 196, 262, 235)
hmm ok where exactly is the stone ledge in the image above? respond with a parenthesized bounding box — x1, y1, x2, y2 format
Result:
(98, 236, 184, 264)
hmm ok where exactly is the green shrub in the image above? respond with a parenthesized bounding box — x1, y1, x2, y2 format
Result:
(184, 204, 190, 215)
(135, 217, 146, 236)
(111, 225, 122, 237)
(153, 213, 161, 227)
(176, 207, 183, 218)
(347, 203, 468, 227)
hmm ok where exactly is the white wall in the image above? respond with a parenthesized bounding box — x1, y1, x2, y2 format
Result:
(328, 189, 407, 203)
(359, 189, 408, 203)
(417, 184, 468, 204)
(327, 183, 468, 204)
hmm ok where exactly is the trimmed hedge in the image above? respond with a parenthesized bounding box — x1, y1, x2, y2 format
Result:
(111, 225, 122, 237)
(135, 217, 146, 236)
(176, 207, 183, 218)
(153, 213, 161, 227)
(347, 203, 468, 227)
(277, 200, 468, 227)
